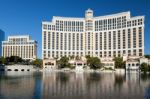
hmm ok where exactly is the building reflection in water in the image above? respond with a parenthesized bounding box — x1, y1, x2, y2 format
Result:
(0, 72, 36, 99)
(41, 72, 148, 99)
(1, 72, 150, 99)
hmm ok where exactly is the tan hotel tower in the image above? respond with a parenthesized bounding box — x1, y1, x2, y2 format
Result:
(2, 35, 37, 60)
(42, 9, 144, 59)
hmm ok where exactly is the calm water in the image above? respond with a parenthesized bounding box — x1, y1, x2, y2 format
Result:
(0, 71, 150, 99)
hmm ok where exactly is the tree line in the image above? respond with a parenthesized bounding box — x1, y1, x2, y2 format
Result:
(0, 56, 42, 68)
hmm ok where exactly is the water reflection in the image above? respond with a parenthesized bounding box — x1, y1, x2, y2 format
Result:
(0, 72, 150, 99)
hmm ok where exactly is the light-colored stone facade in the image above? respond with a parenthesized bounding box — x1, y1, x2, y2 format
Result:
(2, 35, 37, 60)
(42, 9, 144, 59)
(43, 59, 56, 70)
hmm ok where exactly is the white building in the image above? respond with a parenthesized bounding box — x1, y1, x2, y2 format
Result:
(42, 9, 144, 59)
(101, 58, 115, 69)
(69, 60, 86, 71)
(43, 59, 56, 70)
(2, 35, 37, 60)
(126, 58, 139, 71)
(125, 56, 150, 71)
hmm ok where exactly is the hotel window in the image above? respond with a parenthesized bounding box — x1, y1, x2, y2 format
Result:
(68, 33, 71, 50)
(138, 19, 143, 25)
(56, 32, 59, 49)
(128, 29, 131, 48)
(88, 32, 91, 50)
(60, 33, 63, 50)
(43, 24, 47, 30)
(139, 27, 142, 47)
(104, 32, 107, 50)
(113, 51, 116, 57)
(109, 32, 111, 50)
(95, 21, 98, 31)
(109, 51, 111, 57)
(122, 16, 126, 28)
(108, 19, 110, 30)
(104, 51, 107, 57)
(104, 19, 107, 30)
(44, 31, 46, 49)
(52, 25, 55, 30)
(128, 50, 131, 56)
(118, 30, 120, 49)
(56, 20, 59, 31)
(118, 51, 121, 57)
(133, 50, 136, 56)
(52, 32, 55, 49)
(95, 33, 98, 50)
(99, 20, 102, 31)
(139, 49, 143, 56)
(100, 32, 102, 50)
(113, 18, 116, 29)
(123, 50, 126, 54)
(73, 33, 75, 50)
(80, 22, 84, 32)
(132, 20, 137, 26)
(80, 34, 83, 50)
(86, 20, 93, 31)
(77, 33, 79, 50)
(64, 33, 67, 50)
(48, 25, 51, 30)
(113, 31, 116, 49)
(48, 51, 50, 57)
(117, 17, 121, 29)
(64, 21, 67, 31)
(123, 30, 126, 49)
(133, 28, 136, 48)
(48, 32, 51, 49)
(100, 52, 102, 57)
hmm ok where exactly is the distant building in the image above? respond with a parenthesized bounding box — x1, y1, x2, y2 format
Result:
(125, 56, 148, 71)
(43, 59, 56, 70)
(126, 58, 139, 71)
(42, 9, 144, 59)
(101, 58, 115, 69)
(69, 59, 86, 71)
(2, 35, 37, 60)
(0, 29, 5, 57)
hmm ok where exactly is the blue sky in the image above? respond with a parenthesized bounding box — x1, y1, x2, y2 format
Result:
(0, 0, 150, 58)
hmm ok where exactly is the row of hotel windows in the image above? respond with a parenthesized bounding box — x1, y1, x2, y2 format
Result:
(43, 49, 143, 58)
(3, 46, 35, 58)
(95, 18, 143, 31)
(8, 38, 28, 42)
(2, 42, 36, 45)
(43, 18, 143, 32)
(95, 27, 143, 50)
(43, 21, 84, 32)
(43, 27, 143, 50)
(43, 32, 83, 50)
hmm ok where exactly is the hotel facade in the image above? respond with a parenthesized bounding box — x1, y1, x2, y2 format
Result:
(2, 35, 37, 60)
(42, 9, 144, 59)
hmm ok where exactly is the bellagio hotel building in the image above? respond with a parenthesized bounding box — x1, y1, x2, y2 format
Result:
(42, 9, 144, 59)
(2, 35, 37, 60)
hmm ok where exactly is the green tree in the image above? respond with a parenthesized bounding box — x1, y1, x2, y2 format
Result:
(0, 57, 6, 64)
(32, 59, 42, 68)
(69, 55, 75, 60)
(140, 62, 149, 73)
(57, 56, 71, 68)
(114, 57, 125, 68)
(85, 55, 91, 65)
(86, 56, 102, 70)
(9, 56, 23, 63)
(145, 55, 150, 59)
(75, 55, 80, 60)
